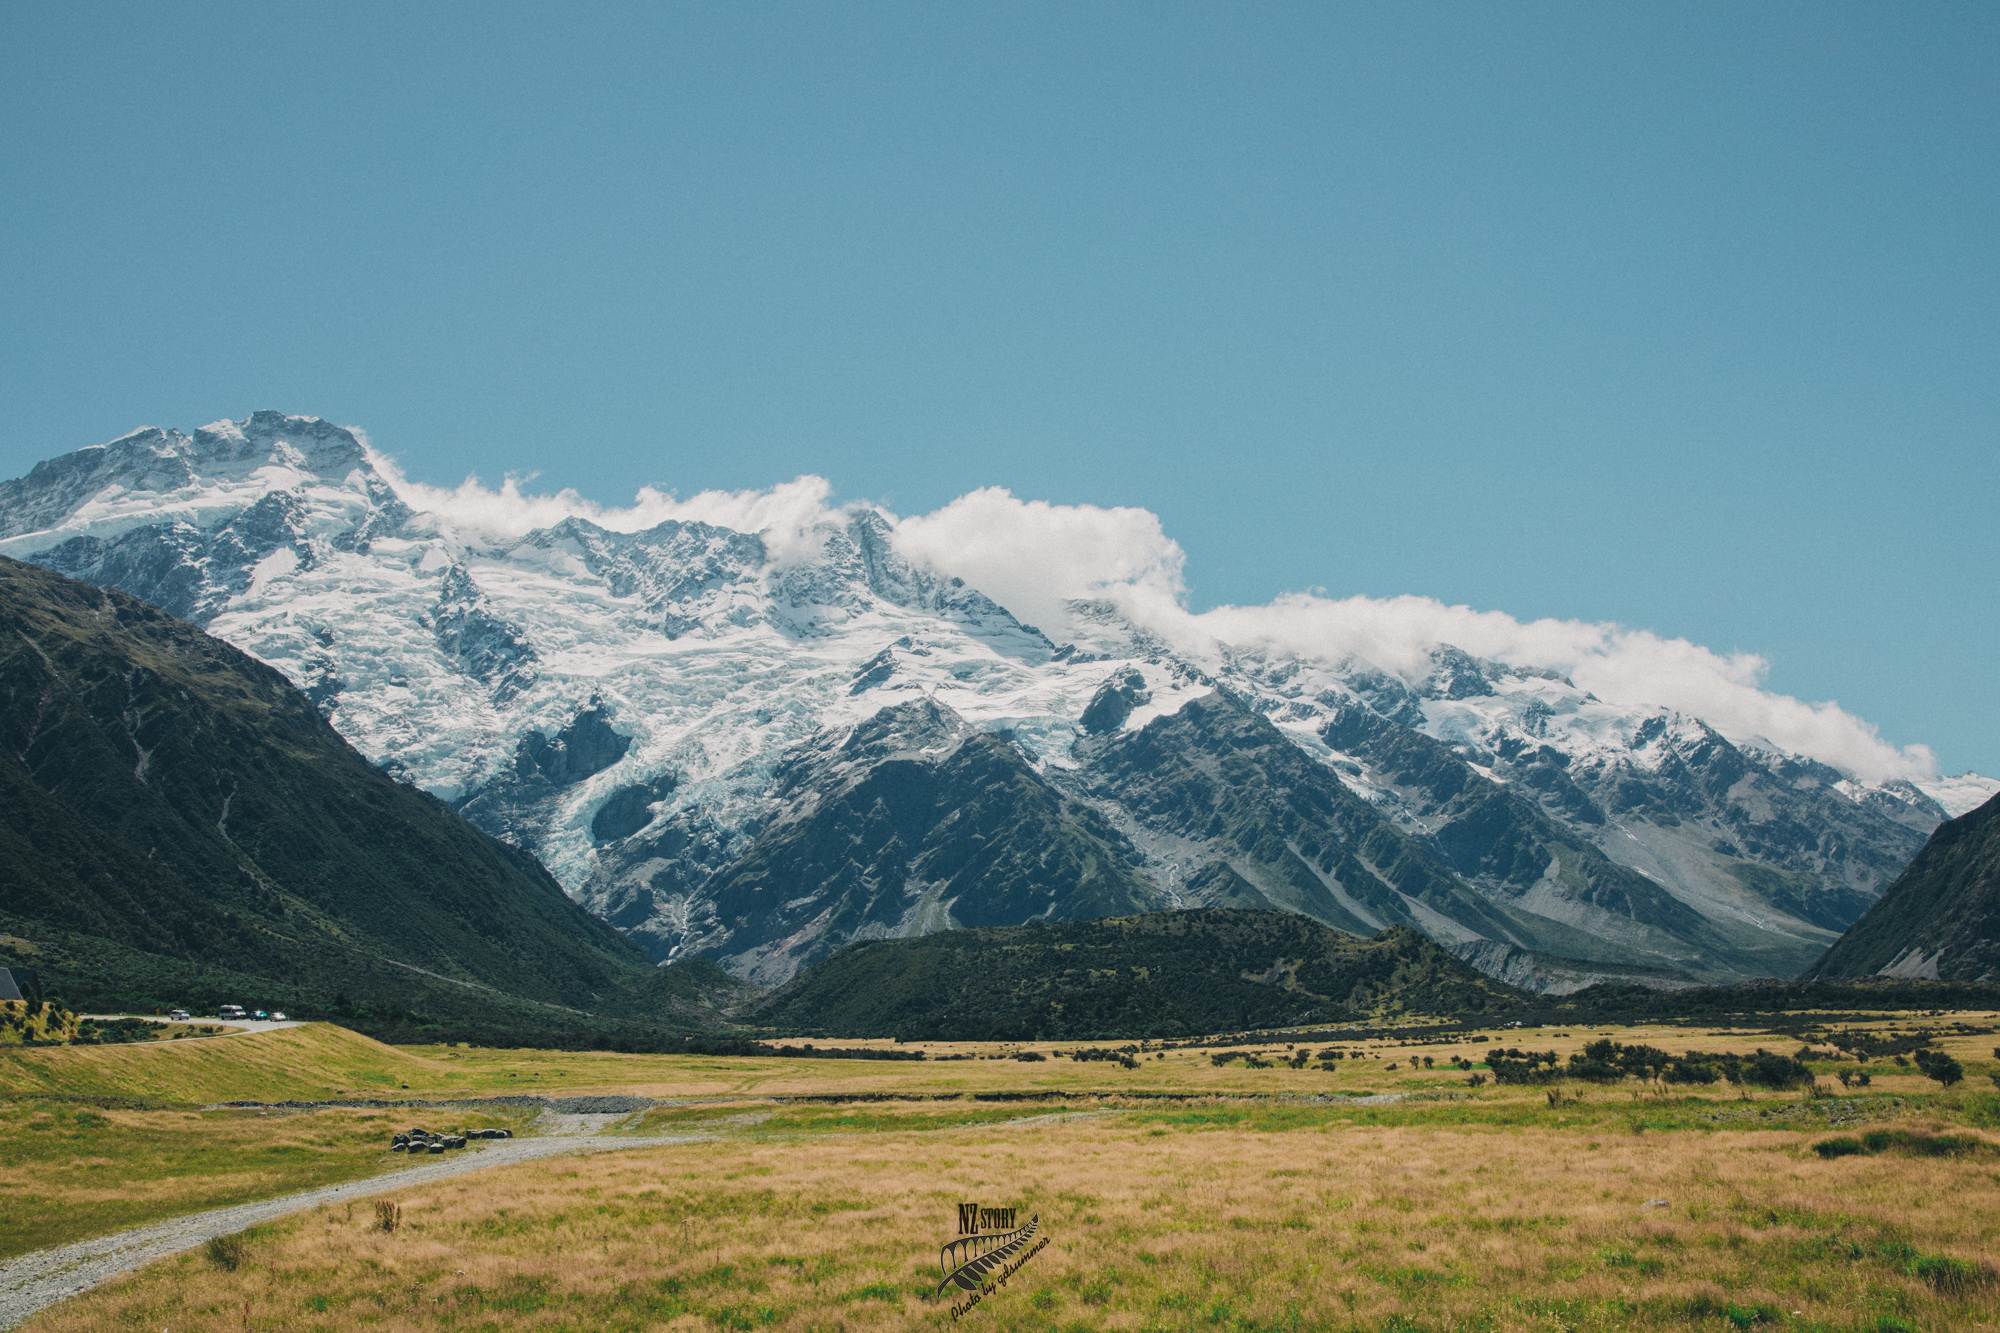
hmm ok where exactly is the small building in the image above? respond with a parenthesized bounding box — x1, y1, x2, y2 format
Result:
(0, 968, 38, 1002)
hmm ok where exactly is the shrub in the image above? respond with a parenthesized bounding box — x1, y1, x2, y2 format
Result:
(1740, 1050, 1814, 1090)
(1567, 1057, 1622, 1083)
(1487, 1049, 1561, 1085)
(205, 1234, 246, 1270)
(374, 1201, 401, 1233)
(1914, 1050, 1964, 1087)
(1908, 1253, 1995, 1295)
(1813, 1137, 1864, 1159)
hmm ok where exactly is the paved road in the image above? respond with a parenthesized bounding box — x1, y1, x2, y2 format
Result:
(0, 1129, 696, 1331)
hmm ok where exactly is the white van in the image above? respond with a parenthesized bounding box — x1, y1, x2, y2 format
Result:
(218, 1004, 248, 1020)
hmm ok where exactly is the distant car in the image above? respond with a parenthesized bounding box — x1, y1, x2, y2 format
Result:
(253, 1010, 270, 1020)
(168, 1009, 190, 1022)
(269, 1012, 288, 1022)
(218, 1004, 247, 1020)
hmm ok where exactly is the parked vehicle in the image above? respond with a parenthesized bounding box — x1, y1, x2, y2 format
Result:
(252, 1010, 269, 1020)
(269, 1012, 288, 1022)
(168, 1009, 190, 1022)
(218, 1004, 247, 1021)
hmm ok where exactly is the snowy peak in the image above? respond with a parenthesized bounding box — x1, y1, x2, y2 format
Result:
(0, 412, 373, 540)
(510, 516, 769, 640)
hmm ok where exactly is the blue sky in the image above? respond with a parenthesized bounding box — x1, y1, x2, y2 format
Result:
(2, 2, 1995, 774)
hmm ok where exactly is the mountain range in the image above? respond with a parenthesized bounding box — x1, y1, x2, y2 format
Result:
(4, 412, 1992, 992)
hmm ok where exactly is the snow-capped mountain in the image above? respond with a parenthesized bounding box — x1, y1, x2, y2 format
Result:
(5, 413, 1990, 989)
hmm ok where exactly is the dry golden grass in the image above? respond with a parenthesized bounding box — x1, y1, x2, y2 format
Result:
(385, 1014, 2000, 1102)
(9, 1014, 1994, 1106)
(0, 1023, 446, 1101)
(27, 1101, 2000, 1333)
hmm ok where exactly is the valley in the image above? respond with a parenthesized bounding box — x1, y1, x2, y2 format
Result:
(9, 1019, 2000, 1331)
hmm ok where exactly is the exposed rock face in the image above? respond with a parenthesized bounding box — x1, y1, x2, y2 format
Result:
(690, 700, 1158, 983)
(1810, 793, 2000, 982)
(2, 412, 1989, 988)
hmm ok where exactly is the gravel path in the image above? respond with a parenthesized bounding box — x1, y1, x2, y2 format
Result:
(77, 1015, 306, 1041)
(0, 1130, 698, 1331)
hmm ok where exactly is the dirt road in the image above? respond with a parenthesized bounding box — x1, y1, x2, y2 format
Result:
(0, 1128, 696, 1330)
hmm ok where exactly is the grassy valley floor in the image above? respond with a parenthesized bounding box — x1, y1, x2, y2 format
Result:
(10, 1019, 2000, 1330)
(0, 1100, 535, 1261)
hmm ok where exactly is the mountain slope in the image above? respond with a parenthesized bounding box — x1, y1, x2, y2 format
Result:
(691, 699, 1160, 983)
(0, 555, 657, 1021)
(753, 908, 1530, 1039)
(1810, 793, 2000, 981)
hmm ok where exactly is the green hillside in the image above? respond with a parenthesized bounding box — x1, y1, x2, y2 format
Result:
(751, 907, 1532, 1039)
(0, 556, 728, 1043)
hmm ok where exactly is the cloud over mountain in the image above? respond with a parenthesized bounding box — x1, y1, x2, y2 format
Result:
(370, 453, 1933, 786)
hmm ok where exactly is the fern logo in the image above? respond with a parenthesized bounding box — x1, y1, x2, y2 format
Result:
(938, 1202, 1048, 1320)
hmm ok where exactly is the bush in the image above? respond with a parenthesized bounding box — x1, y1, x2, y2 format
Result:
(1567, 1057, 1623, 1083)
(1908, 1253, 1995, 1295)
(205, 1234, 245, 1270)
(1664, 1058, 1720, 1085)
(1486, 1049, 1561, 1085)
(1740, 1050, 1814, 1089)
(1862, 1129, 1989, 1158)
(1812, 1129, 1991, 1160)
(1914, 1050, 1964, 1087)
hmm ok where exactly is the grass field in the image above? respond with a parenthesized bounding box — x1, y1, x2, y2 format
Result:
(23, 1095, 2000, 1332)
(12, 1016, 2000, 1330)
(0, 1099, 535, 1260)
(0, 1023, 445, 1101)
(11, 1016, 1998, 1104)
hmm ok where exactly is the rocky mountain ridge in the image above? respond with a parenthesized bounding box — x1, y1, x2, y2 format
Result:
(1810, 792, 2000, 982)
(3, 412, 1989, 988)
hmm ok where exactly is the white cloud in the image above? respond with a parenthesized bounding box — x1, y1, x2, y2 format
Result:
(366, 453, 842, 565)
(363, 457, 1934, 784)
(885, 487, 1933, 784)
(891, 487, 1188, 636)
(1189, 592, 1935, 784)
